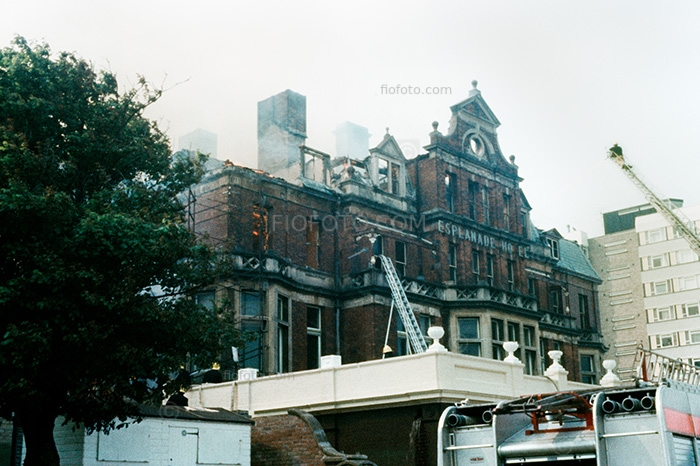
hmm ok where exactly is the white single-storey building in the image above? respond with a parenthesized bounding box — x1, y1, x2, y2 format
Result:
(27, 405, 253, 466)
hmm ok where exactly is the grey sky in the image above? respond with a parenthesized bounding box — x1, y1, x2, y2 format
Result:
(3, 0, 700, 237)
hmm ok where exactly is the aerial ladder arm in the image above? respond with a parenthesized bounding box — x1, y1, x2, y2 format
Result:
(608, 144, 700, 258)
(376, 254, 428, 354)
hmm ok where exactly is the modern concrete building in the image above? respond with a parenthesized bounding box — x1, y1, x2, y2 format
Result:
(588, 200, 700, 380)
(191, 83, 604, 386)
(636, 204, 700, 363)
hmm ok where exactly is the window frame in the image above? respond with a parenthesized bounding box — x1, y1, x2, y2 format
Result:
(306, 306, 322, 369)
(457, 316, 481, 357)
(276, 294, 290, 373)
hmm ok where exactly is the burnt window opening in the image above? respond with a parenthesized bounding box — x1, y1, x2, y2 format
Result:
(376, 158, 402, 195)
(449, 243, 457, 282)
(391, 163, 400, 195)
(503, 194, 511, 231)
(372, 235, 383, 269)
(378, 158, 389, 192)
(252, 204, 269, 252)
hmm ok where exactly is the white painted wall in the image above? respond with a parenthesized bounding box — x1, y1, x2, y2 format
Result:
(188, 350, 595, 416)
(47, 415, 251, 466)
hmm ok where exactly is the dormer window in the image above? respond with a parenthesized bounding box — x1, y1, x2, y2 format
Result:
(546, 237, 559, 260)
(376, 157, 403, 195)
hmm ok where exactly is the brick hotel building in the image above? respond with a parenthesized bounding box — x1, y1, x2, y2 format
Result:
(189, 83, 604, 383)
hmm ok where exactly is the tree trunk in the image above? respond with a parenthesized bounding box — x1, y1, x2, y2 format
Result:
(16, 408, 60, 466)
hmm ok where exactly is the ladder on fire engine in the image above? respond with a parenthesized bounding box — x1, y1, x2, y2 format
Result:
(377, 254, 428, 354)
(608, 144, 700, 258)
(634, 346, 700, 387)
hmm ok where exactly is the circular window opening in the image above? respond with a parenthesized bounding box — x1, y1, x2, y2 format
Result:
(469, 136, 485, 157)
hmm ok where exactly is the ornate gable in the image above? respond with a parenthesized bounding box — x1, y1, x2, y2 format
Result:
(371, 130, 407, 162)
(428, 81, 515, 176)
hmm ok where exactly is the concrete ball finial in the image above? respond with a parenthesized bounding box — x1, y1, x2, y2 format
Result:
(432, 121, 439, 130)
(471, 80, 478, 89)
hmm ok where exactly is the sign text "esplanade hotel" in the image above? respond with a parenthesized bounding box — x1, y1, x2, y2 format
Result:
(437, 220, 531, 258)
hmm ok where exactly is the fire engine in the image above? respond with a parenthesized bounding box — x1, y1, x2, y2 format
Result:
(438, 347, 700, 465)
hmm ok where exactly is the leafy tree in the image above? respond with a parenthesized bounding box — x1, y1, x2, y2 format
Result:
(0, 37, 238, 465)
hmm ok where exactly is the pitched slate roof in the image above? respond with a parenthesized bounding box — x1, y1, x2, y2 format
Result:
(557, 239, 601, 283)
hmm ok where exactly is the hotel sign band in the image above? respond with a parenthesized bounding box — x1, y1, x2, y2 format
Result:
(437, 220, 530, 257)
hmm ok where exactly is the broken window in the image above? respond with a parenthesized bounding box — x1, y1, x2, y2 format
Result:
(376, 158, 402, 195)
(391, 163, 400, 195)
(503, 194, 511, 231)
(378, 158, 389, 191)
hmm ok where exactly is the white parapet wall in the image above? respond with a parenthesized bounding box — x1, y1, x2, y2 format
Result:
(187, 350, 595, 416)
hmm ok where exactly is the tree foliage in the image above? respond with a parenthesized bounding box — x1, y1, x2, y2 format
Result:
(0, 37, 237, 464)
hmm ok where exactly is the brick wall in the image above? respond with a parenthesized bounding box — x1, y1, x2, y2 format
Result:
(252, 414, 323, 466)
(252, 411, 376, 466)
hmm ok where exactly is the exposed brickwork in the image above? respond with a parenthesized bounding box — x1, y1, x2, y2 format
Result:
(252, 414, 324, 466)
(318, 404, 446, 466)
(252, 411, 376, 466)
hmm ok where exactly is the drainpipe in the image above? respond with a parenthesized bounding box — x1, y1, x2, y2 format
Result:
(334, 198, 341, 355)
